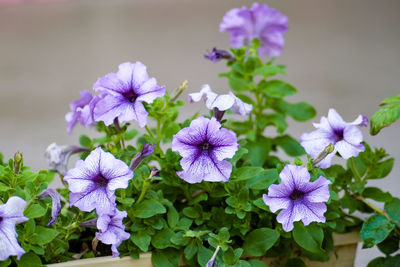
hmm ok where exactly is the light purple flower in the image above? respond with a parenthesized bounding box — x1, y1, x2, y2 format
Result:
(0, 196, 28, 261)
(65, 90, 100, 134)
(263, 165, 331, 232)
(93, 62, 166, 127)
(220, 3, 288, 57)
(37, 189, 61, 226)
(300, 109, 368, 168)
(204, 48, 234, 63)
(45, 143, 90, 175)
(96, 208, 130, 257)
(172, 117, 238, 183)
(189, 84, 253, 117)
(64, 147, 133, 215)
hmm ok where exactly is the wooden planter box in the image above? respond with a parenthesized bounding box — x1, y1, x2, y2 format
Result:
(48, 231, 361, 267)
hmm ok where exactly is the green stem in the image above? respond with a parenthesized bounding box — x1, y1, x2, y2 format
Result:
(145, 125, 155, 138)
(349, 157, 362, 183)
(136, 179, 151, 204)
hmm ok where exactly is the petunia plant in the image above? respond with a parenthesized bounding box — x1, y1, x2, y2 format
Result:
(1, 2, 400, 267)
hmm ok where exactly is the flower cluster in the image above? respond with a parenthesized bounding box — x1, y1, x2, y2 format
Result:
(66, 62, 166, 132)
(63, 148, 133, 256)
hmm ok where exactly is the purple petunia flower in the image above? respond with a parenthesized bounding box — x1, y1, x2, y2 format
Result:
(37, 189, 62, 226)
(204, 48, 234, 63)
(65, 90, 100, 134)
(96, 208, 130, 257)
(172, 117, 239, 183)
(45, 143, 90, 175)
(0, 196, 28, 261)
(300, 109, 368, 169)
(188, 84, 253, 120)
(129, 143, 155, 170)
(220, 3, 288, 57)
(263, 165, 331, 232)
(64, 147, 133, 215)
(93, 62, 166, 128)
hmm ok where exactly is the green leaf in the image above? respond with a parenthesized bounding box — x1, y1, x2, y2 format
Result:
(79, 134, 92, 148)
(197, 247, 214, 267)
(183, 207, 200, 219)
(167, 206, 179, 228)
(361, 214, 395, 248)
(152, 249, 180, 267)
(249, 259, 267, 267)
(377, 235, 399, 255)
(17, 252, 44, 267)
(380, 94, 400, 105)
(131, 232, 151, 252)
(246, 169, 279, 190)
(232, 167, 264, 181)
(31, 226, 59, 245)
(125, 129, 139, 140)
(259, 80, 296, 98)
(0, 259, 11, 267)
(365, 158, 394, 179)
(276, 100, 316, 121)
(228, 74, 253, 92)
(283, 258, 307, 267)
(293, 223, 324, 254)
(258, 113, 287, 133)
(152, 228, 175, 249)
(223, 247, 242, 265)
(24, 204, 47, 219)
(370, 103, 400, 135)
(385, 198, 400, 227)
(367, 254, 400, 267)
(362, 187, 392, 202)
(184, 239, 199, 260)
(230, 147, 248, 163)
(133, 199, 166, 218)
(244, 136, 271, 167)
(254, 64, 286, 78)
(273, 135, 306, 156)
(243, 228, 279, 256)
(117, 197, 135, 206)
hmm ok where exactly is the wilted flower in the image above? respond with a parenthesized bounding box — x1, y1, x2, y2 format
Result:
(96, 208, 130, 257)
(172, 117, 238, 183)
(129, 143, 156, 170)
(37, 189, 61, 226)
(300, 109, 368, 168)
(220, 2, 288, 57)
(0, 196, 28, 261)
(45, 143, 90, 175)
(93, 61, 166, 127)
(64, 147, 133, 215)
(188, 84, 253, 120)
(204, 48, 234, 63)
(65, 90, 100, 134)
(263, 165, 331, 232)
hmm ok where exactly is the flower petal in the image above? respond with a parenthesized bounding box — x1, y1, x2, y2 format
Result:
(37, 189, 62, 226)
(135, 78, 166, 104)
(230, 93, 253, 116)
(300, 129, 333, 158)
(205, 91, 235, 111)
(302, 177, 331, 203)
(279, 165, 310, 191)
(327, 108, 347, 131)
(188, 84, 212, 103)
(343, 125, 363, 145)
(336, 140, 365, 159)
(276, 201, 295, 232)
(209, 128, 238, 161)
(297, 201, 327, 226)
(93, 73, 129, 96)
(262, 193, 291, 213)
(0, 221, 26, 260)
(69, 187, 116, 215)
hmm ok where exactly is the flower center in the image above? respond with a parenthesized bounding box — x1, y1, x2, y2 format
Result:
(0, 217, 3, 223)
(333, 128, 344, 142)
(123, 90, 139, 103)
(199, 141, 213, 151)
(290, 189, 304, 200)
(94, 174, 108, 187)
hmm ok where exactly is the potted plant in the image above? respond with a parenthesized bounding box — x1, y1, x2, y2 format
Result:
(0, 2, 399, 267)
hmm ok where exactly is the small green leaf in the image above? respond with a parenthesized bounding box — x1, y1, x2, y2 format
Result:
(365, 158, 394, 179)
(233, 167, 264, 181)
(370, 102, 400, 135)
(361, 214, 395, 248)
(273, 135, 306, 156)
(31, 226, 59, 245)
(293, 223, 324, 254)
(131, 232, 151, 252)
(152, 228, 175, 249)
(17, 252, 44, 267)
(254, 64, 286, 78)
(377, 235, 399, 255)
(125, 129, 139, 140)
(133, 199, 166, 218)
(362, 187, 392, 202)
(277, 100, 316, 121)
(283, 258, 307, 267)
(244, 136, 271, 167)
(183, 207, 200, 219)
(25, 204, 47, 219)
(259, 80, 296, 98)
(228, 75, 253, 92)
(243, 228, 279, 256)
(79, 135, 92, 148)
(197, 247, 214, 267)
(167, 206, 179, 228)
(258, 113, 287, 133)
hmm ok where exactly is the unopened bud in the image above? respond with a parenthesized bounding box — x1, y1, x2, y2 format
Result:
(130, 144, 156, 170)
(312, 143, 335, 166)
(171, 80, 188, 102)
(14, 152, 23, 173)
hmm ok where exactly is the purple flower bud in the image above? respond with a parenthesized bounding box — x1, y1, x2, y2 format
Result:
(37, 189, 62, 226)
(206, 246, 220, 267)
(80, 218, 98, 228)
(129, 143, 156, 170)
(204, 48, 234, 63)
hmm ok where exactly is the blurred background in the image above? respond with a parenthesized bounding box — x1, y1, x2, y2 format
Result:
(0, 0, 399, 265)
